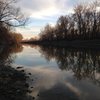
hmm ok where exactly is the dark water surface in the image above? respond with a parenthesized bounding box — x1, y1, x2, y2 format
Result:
(0, 44, 100, 100)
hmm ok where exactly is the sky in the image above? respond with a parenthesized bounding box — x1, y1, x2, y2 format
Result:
(16, 0, 96, 39)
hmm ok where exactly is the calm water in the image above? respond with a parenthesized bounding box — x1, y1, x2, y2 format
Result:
(1, 44, 100, 100)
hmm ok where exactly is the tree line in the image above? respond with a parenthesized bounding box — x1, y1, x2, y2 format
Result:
(39, 1, 100, 41)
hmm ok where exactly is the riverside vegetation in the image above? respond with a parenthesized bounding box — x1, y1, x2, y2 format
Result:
(25, 1, 100, 47)
(0, 0, 27, 45)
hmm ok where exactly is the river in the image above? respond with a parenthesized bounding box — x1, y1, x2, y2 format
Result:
(1, 44, 100, 100)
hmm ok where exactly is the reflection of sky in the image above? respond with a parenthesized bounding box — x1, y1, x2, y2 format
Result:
(14, 46, 57, 67)
(26, 67, 100, 100)
(15, 0, 96, 39)
(12, 45, 100, 100)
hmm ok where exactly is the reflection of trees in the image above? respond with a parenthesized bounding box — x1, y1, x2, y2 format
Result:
(39, 46, 100, 85)
(0, 44, 23, 65)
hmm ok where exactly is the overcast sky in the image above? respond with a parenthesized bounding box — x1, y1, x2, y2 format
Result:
(16, 0, 96, 39)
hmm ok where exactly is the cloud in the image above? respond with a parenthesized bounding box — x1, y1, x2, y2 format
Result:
(18, 0, 96, 18)
(18, 0, 75, 19)
(16, 0, 96, 38)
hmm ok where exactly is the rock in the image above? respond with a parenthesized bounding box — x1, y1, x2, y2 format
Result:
(16, 66, 23, 69)
(31, 87, 34, 88)
(25, 83, 29, 87)
(27, 90, 32, 93)
(37, 94, 39, 96)
(20, 70, 24, 72)
(32, 96, 35, 99)
(28, 73, 32, 75)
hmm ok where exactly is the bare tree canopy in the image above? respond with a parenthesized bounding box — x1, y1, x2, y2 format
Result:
(39, 1, 100, 41)
(0, 0, 28, 27)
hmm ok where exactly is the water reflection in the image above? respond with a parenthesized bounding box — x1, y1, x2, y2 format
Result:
(36, 83, 79, 100)
(0, 45, 23, 65)
(0, 45, 33, 100)
(39, 46, 100, 85)
(26, 66, 100, 100)
(26, 67, 80, 100)
(1, 44, 100, 100)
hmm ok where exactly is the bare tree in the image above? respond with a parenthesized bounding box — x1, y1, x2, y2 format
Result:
(0, 0, 27, 27)
(0, 0, 28, 44)
(39, 1, 100, 41)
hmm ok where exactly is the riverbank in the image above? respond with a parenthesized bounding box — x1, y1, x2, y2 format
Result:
(0, 65, 33, 100)
(22, 40, 100, 49)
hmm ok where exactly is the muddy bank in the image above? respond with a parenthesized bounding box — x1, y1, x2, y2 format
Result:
(0, 65, 33, 100)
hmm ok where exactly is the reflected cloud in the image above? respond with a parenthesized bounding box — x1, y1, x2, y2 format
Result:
(26, 67, 80, 100)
